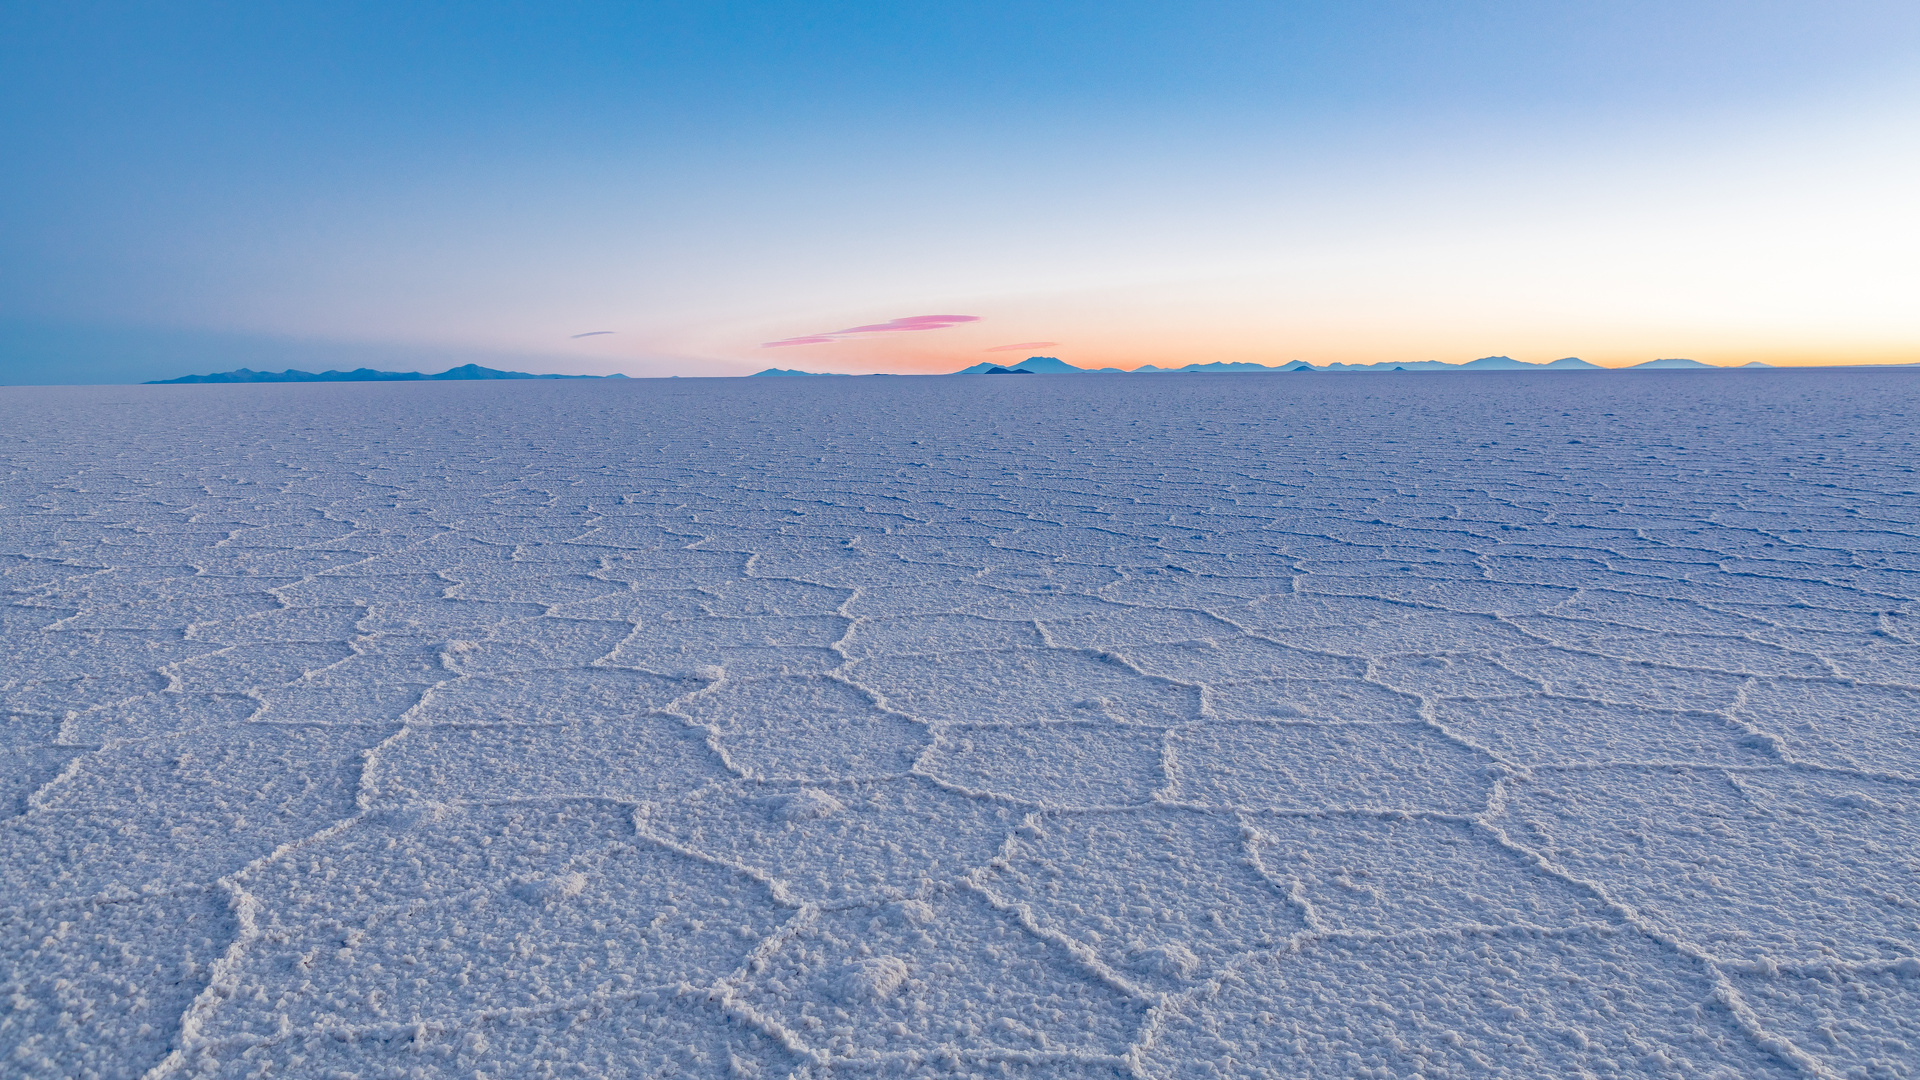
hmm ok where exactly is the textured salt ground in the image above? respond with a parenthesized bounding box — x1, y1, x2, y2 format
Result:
(1, 370, 1918, 1079)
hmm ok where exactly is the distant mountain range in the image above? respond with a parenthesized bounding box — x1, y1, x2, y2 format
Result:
(158, 357, 1788, 384)
(941, 355, 1778, 375)
(149, 363, 629, 384)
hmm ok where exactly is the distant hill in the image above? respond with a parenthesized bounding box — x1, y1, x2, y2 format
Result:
(149, 363, 627, 384)
(952, 356, 1126, 374)
(750, 368, 849, 376)
(1628, 358, 1718, 369)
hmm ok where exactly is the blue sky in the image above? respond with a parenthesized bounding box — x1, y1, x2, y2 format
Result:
(4, 2, 1917, 381)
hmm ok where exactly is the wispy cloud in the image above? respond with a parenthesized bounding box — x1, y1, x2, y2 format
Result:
(985, 341, 1057, 352)
(763, 314, 979, 348)
(570, 331, 615, 338)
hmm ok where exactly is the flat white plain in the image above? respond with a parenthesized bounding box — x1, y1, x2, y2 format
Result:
(3, 372, 1917, 1079)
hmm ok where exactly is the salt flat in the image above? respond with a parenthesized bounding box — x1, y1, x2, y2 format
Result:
(3, 371, 1918, 1079)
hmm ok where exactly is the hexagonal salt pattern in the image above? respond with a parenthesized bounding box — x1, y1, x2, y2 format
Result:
(5, 372, 1916, 1077)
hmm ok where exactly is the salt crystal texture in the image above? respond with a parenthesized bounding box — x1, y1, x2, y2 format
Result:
(832, 955, 910, 1001)
(2, 372, 1916, 1077)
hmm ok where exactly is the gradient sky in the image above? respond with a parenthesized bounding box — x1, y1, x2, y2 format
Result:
(4, 2, 1918, 382)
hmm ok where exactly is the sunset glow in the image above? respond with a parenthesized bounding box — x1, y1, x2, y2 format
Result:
(3, 3, 1916, 382)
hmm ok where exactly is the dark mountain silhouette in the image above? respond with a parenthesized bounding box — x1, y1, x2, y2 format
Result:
(150, 363, 626, 384)
(946, 355, 1618, 375)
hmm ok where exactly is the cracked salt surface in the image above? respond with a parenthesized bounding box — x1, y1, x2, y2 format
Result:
(2, 371, 1917, 1078)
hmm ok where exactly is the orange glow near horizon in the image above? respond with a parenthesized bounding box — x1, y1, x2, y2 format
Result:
(706, 324, 1917, 376)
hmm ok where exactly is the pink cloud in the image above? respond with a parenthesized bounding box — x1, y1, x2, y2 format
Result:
(986, 341, 1058, 352)
(762, 314, 979, 348)
(835, 314, 978, 334)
